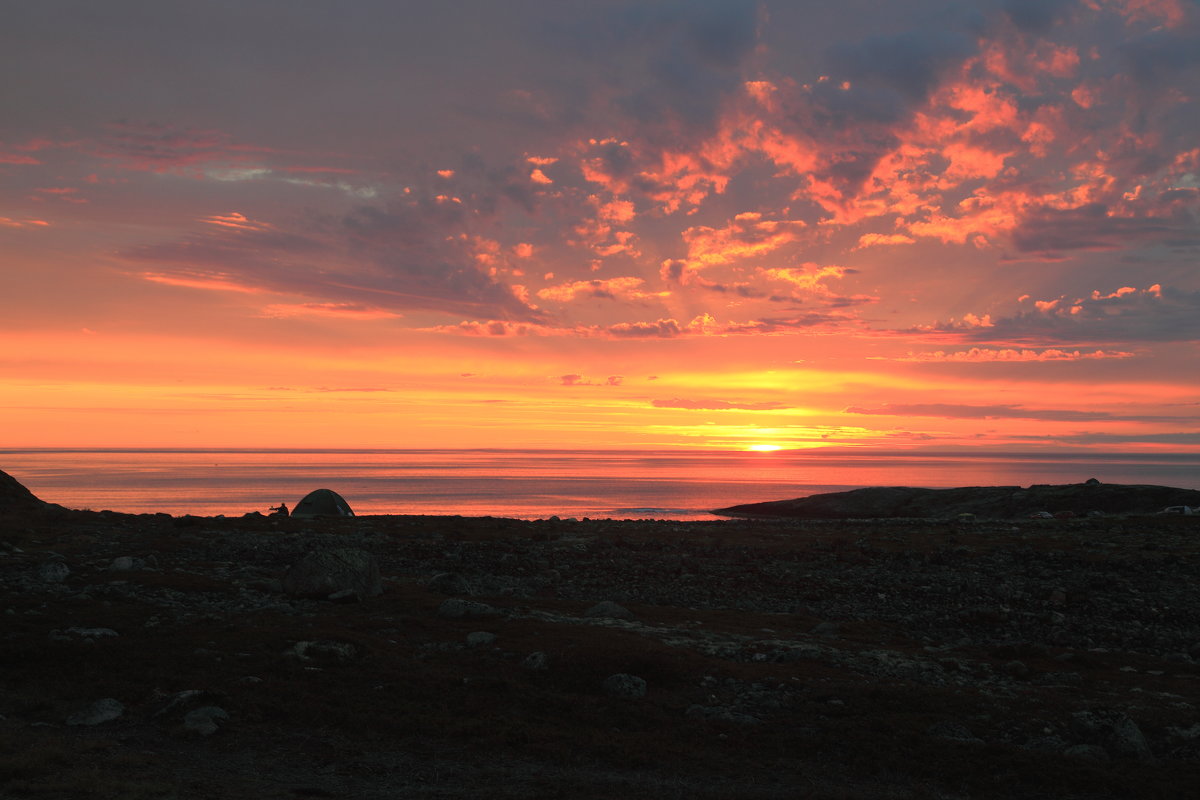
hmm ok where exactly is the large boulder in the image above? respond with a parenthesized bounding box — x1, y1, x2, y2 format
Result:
(282, 548, 382, 600)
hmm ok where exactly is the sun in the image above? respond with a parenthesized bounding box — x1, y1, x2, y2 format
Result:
(747, 443, 783, 452)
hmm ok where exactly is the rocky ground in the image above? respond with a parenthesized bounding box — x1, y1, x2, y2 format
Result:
(2, 484, 1199, 797)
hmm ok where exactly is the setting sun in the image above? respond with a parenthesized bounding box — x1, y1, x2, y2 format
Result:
(748, 444, 783, 452)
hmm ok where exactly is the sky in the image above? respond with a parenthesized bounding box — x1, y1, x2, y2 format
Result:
(2, 0, 1199, 452)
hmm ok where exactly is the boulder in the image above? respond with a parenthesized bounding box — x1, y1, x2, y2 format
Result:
(1071, 710, 1155, 763)
(184, 706, 229, 736)
(282, 548, 382, 600)
(602, 673, 647, 699)
(584, 600, 634, 620)
(428, 572, 473, 596)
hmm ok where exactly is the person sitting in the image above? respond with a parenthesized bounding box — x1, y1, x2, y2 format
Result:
(270, 502, 289, 517)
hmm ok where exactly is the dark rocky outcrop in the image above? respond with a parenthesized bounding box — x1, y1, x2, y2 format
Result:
(0, 468, 46, 510)
(713, 481, 1200, 520)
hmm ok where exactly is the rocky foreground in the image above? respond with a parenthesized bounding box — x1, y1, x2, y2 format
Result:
(2, 474, 1199, 799)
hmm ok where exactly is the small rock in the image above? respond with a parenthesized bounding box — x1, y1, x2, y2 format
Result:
(183, 706, 229, 736)
(466, 631, 497, 647)
(811, 622, 841, 637)
(109, 556, 146, 571)
(67, 698, 124, 726)
(602, 673, 646, 699)
(293, 640, 358, 663)
(522, 651, 548, 671)
(437, 598, 501, 619)
(585, 601, 634, 620)
(685, 705, 760, 725)
(38, 561, 70, 583)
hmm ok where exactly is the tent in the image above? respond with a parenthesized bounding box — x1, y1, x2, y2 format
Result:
(292, 488, 355, 518)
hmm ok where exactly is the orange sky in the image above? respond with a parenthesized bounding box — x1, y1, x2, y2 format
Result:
(2, 0, 1198, 452)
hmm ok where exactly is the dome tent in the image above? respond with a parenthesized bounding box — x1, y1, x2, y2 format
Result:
(292, 488, 354, 518)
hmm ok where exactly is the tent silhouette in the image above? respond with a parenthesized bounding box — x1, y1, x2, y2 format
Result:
(292, 488, 355, 518)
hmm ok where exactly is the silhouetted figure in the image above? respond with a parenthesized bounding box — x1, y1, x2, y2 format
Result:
(271, 502, 289, 517)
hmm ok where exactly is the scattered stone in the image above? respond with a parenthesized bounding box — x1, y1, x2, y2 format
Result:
(282, 548, 382, 600)
(429, 572, 474, 595)
(67, 698, 124, 726)
(293, 640, 358, 663)
(466, 631, 497, 647)
(37, 561, 70, 583)
(602, 673, 646, 698)
(183, 706, 229, 736)
(522, 651, 548, 671)
(811, 621, 841, 637)
(685, 705, 760, 725)
(437, 598, 501, 619)
(51, 627, 119, 642)
(110, 556, 146, 571)
(585, 600, 634, 620)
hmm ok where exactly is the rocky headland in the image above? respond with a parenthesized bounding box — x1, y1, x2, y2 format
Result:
(714, 480, 1200, 520)
(2, 470, 1199, 798)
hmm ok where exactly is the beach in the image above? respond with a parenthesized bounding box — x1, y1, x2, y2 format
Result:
(3, 487, 1199, 798)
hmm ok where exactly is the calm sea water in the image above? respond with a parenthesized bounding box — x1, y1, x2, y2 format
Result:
(2, 448, 1198, 521)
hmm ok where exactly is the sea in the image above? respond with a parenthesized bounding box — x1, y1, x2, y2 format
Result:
(2, 448, 1198, 521)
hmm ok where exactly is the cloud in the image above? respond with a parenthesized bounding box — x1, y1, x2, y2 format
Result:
(95, 121, 236, 171)
(124, 197, 546, 322)
(889, 347, 1136, 362)
(920, 284, 1200, 344)
(0, 217, 51, 228)
(1000, 0, 1076, 33)
(560, 374, 625, 386)
(537, 276, 665, 303)
(259, 303, 401, 320)
(1009, 202, 1200, 255)
(843, 402, 1150, 422)
(652, 398, 790, 411)
(556, 0, 759, 140)
(1039, 431, 1200, 446)
(828, 29, 977, 104)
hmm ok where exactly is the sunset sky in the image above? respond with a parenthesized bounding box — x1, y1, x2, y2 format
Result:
(2, 0, 1199, 452)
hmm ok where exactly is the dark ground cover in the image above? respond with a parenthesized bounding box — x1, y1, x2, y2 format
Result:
(2, 485, 1199, 798)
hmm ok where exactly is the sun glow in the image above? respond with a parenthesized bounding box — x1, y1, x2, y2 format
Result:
(747, 443, 783, 452)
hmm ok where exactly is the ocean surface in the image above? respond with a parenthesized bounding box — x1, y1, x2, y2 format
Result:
(3, 448, 1199, 521)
